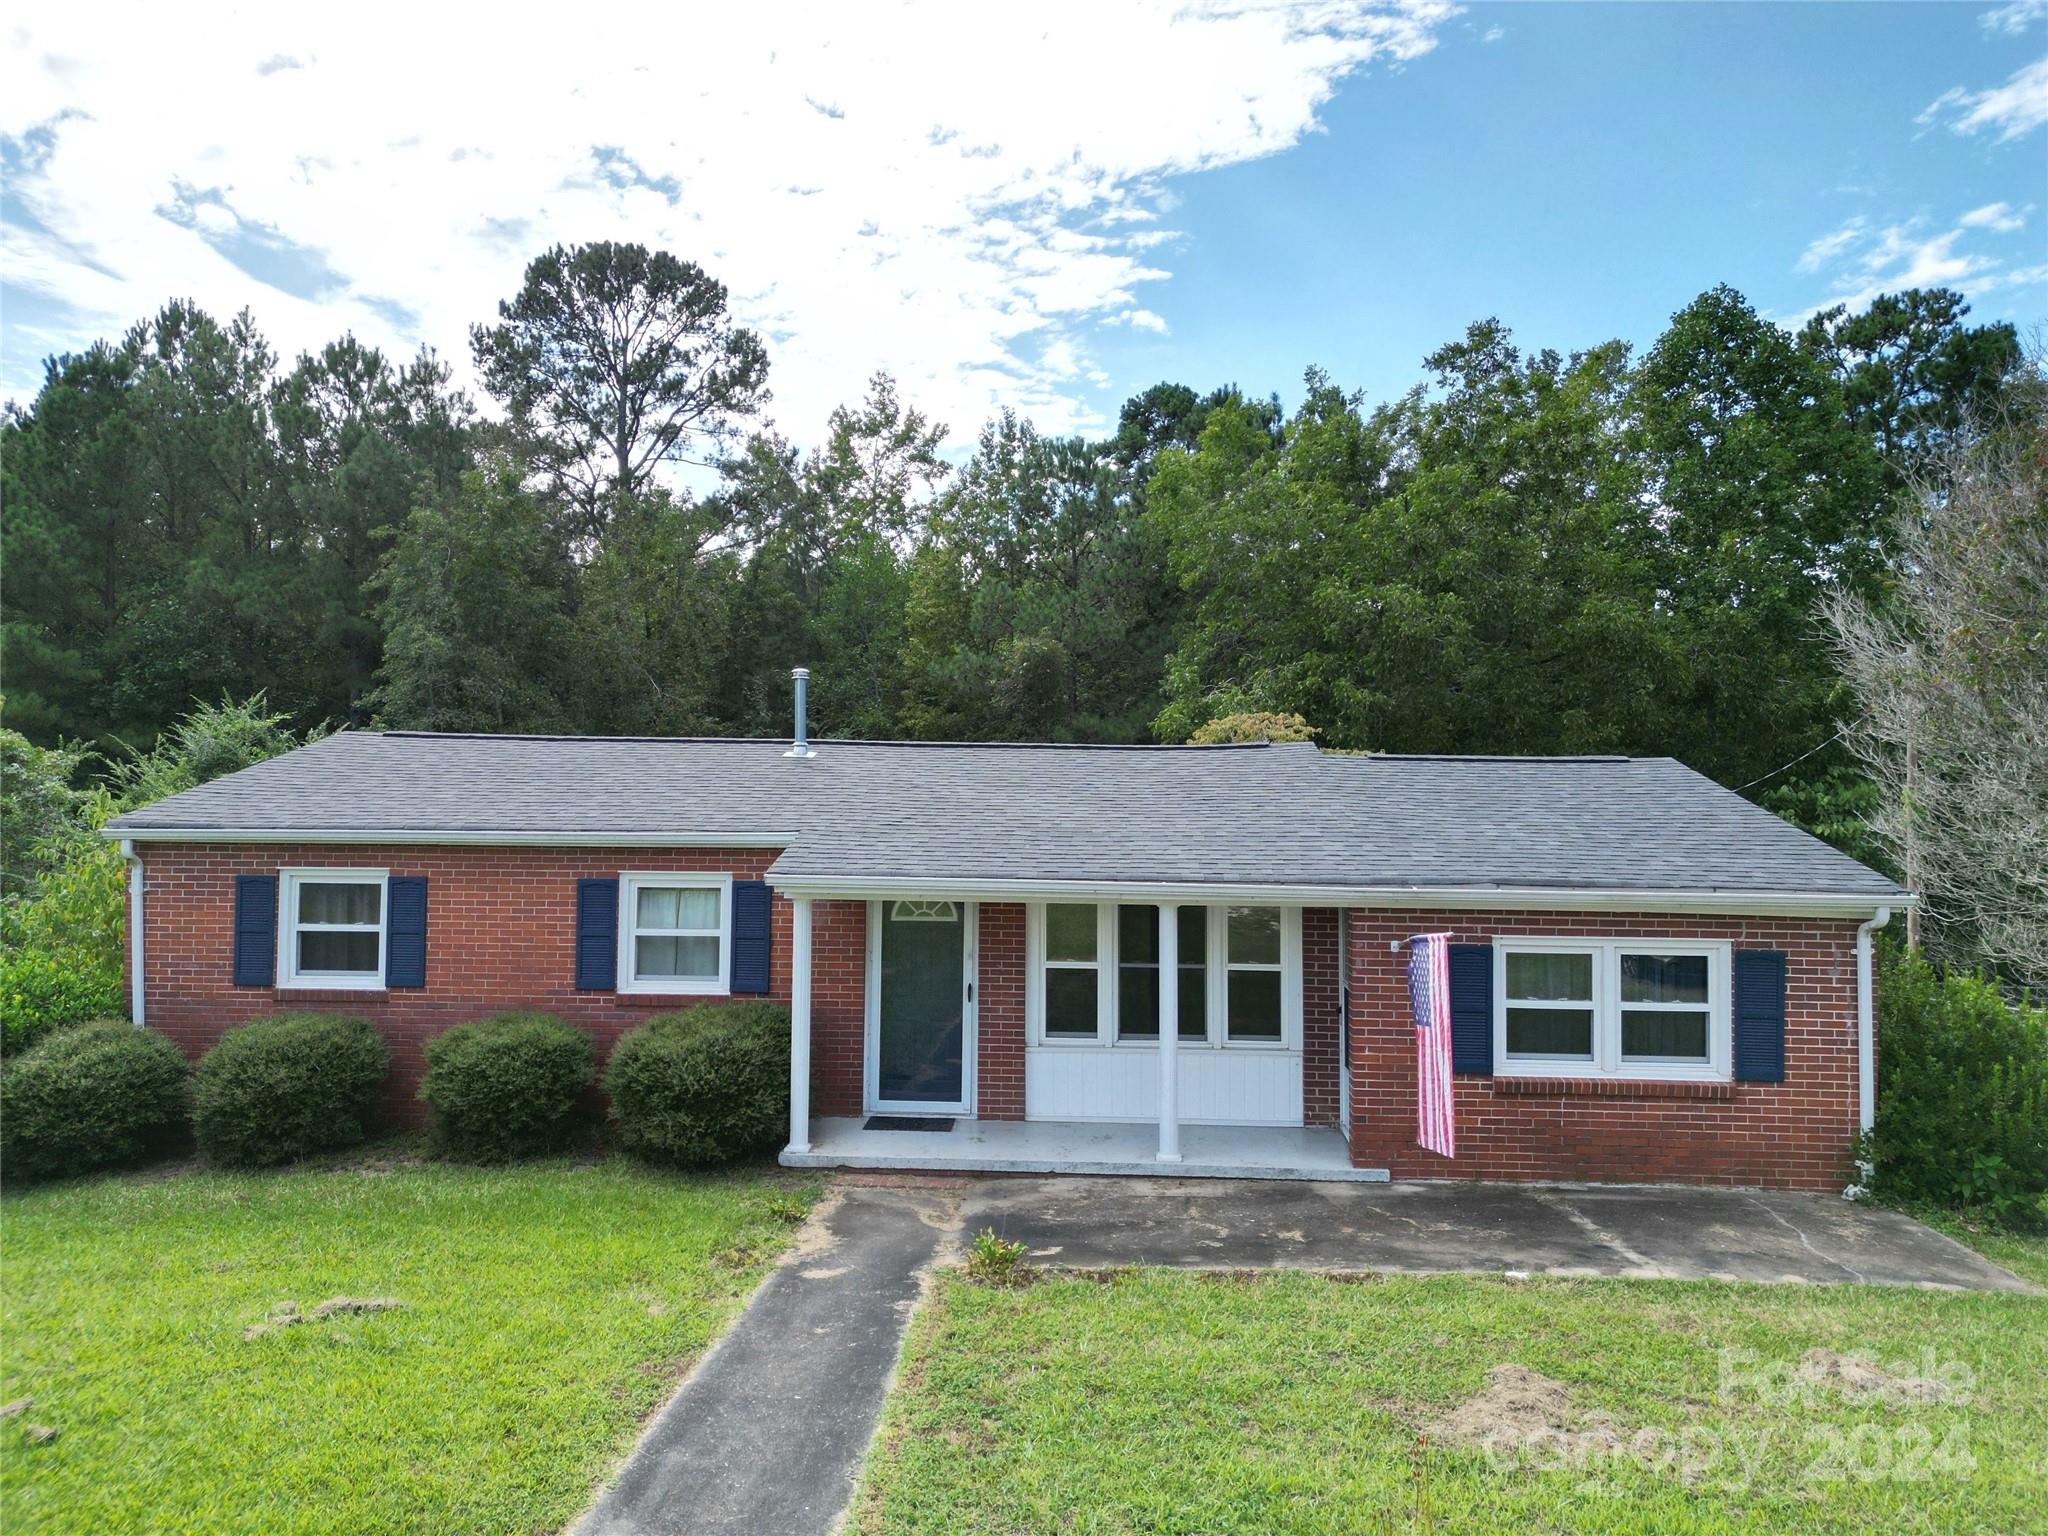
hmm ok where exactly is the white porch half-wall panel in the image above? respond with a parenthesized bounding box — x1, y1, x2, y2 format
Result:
(1025, 1046, 1305, 1125)
(1022, 901, 1306, 1127)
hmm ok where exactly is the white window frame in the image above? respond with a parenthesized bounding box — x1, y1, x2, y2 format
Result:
(1492, 938, 1731, 1082)
(1037, 902, 1113, 1043)
(1026, 902, 1301, 1052)
(277, 868, 388, 990)
(618, 872, 733, 996)
(1112, 901, 1203, 1047)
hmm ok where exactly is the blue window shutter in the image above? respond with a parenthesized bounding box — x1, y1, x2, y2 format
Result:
(386, 876, 428, 988)
(1734, 949, 1787, 1083)
(730, 881, 772, 994)
(233, 875, 278, 987)
(576, 878, 619, 991)
(1448, 943, 1494, 1074)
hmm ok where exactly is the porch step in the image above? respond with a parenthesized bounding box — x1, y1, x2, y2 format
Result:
(783, 1118, 1390, 1183)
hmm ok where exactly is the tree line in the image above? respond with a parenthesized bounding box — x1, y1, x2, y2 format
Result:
(0, 244, 2026, 819)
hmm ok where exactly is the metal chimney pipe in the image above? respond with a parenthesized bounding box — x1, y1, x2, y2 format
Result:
(783, 667, 816, 758)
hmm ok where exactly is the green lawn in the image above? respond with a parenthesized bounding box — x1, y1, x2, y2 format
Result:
(0, 1154, 815, 1536)
(858, 1245, 2048, 1536)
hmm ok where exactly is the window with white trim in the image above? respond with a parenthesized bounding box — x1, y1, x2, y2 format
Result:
(1494, 939, 1729, 1080)
(1041, 902, 1103, 1040)
(1029, 903, 1296, 1049)
(619, 874, 732, 994)
(1225, 906, 1284, 1043)
(279, 869, 386, 989)
(1113, 904, 1208, 1042)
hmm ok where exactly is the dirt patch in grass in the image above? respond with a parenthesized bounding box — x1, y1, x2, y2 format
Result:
(1795, 1347, 1960, 1403)
(243, 1297, 404, 1339)
(1429, 1365, 1628, 1455)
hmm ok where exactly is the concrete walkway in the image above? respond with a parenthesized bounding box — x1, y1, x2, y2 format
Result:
(961, 1176, 2034, 1291)
(573, 1173, 2025, 1534)
(572, 1182, 959, 1536)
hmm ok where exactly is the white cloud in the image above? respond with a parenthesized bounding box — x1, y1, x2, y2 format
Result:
(1790, 202, 2036, 317)
(1796, 217, 1868, 274)
(1481, 25, 1505, 43)
(1918, 56, 2048, 142)
(0, 0, 1460, 444)
(1980, 0, 2047, 36)
(1959, 200, 2029, 231)
(1106, 307, 1171, 333)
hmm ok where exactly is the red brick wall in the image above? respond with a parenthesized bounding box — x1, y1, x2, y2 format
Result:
(808, 900, 867, 1119)
(1302, 908, 1341, 1127)
(808, 899, 1026, 1120)
(137, 843, 800, 1125)
(977, 903, 1027, 1120)
(1345, 909, 1863, 1190)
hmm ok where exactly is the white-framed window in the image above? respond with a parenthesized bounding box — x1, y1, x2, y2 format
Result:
(1041, 902, 1107, 1040)
(1028, 902, 1298, 1050)
(278, 869, 387, 989)
(619, 873, 732, 995)
(1224, 906, 1284, 1044)
(1113, 904, 1208, 1042)
(1494, 939, 1730, 1081)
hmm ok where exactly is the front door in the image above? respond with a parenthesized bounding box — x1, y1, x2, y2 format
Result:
(868, 899, 974, 1114)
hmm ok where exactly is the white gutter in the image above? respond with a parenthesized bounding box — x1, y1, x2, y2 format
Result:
(765, 873, 1917, 921)
(102, 828, 797, 849)
(120, 838, 145, 1029)
(1856, 906, 1892, 1135)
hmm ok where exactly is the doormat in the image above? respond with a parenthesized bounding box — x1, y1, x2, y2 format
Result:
(862, 1116, 956, 1133)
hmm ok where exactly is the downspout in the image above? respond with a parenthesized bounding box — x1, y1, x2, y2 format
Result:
(1856, 906, 1891, 1138)
(120, 838, 145, 1030)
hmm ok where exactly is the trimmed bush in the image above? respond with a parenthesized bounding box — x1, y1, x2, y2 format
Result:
(420, 1012, 595, 1161)
(1, 1021, 190, 1182)
(1868, 944, 2048, 1226)
(605, 1002, 790, 1166)
(193, 1014, 389, 1168)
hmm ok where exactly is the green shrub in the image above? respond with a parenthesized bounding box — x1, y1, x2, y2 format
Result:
(420, 1012, 595, 1161)
(1, 819, 127, 1057)
(604, 1002, 790, 1166)
(1, 947, 126, 1058)
(1, 1021, 190, 1181)
(1867, 945, 2048, 1226)
(192, 1014, 389, 1168)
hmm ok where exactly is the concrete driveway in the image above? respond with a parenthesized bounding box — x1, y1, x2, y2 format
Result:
(961, 1176, 2034, 1291)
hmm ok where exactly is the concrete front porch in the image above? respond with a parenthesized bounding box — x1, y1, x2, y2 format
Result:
(780, 1117, 1385, 1181)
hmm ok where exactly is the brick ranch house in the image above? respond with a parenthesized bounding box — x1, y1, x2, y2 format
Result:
(105, 701, 1907, 1190)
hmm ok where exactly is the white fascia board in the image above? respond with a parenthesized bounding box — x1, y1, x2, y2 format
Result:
(105, 827, 797, 849)
(762, 872, 1910, 919)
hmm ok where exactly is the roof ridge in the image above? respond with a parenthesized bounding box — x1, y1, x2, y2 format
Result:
(1357, 753, 1634, 764)
(371, 731, 1273, 751)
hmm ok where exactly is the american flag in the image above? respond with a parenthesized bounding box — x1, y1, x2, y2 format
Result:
(1405, 933, 1456, 1158)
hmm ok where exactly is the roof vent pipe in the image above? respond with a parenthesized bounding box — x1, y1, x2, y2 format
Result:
(783, 667, 817, 759)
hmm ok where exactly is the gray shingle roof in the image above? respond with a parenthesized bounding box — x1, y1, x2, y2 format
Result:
(106, 730, 1903, 900)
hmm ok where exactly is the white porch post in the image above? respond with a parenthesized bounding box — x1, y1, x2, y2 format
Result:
(1157, 902, 1182, 1163)
(789, 896, 813, 1154)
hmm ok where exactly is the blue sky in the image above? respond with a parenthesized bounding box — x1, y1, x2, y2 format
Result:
(1087, 1, 2048, 415)
(4, 2, 2044, 447)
